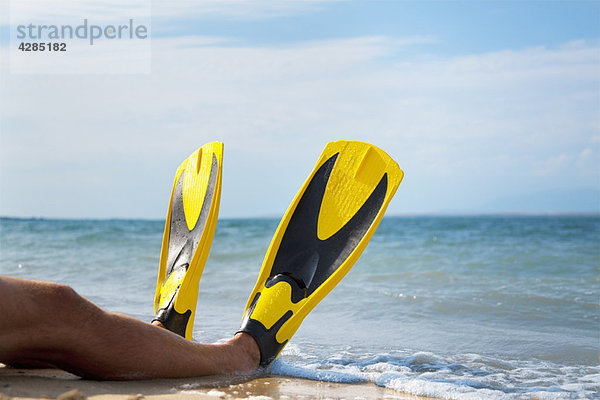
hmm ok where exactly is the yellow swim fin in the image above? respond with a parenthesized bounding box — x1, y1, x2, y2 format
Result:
(238, 140, 403, 366)
(153, 142, 223, 340)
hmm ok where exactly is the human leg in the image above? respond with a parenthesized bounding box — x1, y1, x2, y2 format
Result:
(0, 276, 259, 380)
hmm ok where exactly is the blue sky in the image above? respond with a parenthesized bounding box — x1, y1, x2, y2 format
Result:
(0, 0, 598, 218)
(154, 2, 598, 52)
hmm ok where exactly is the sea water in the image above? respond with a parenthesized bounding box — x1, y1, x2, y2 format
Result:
(0, 216, 598, 399)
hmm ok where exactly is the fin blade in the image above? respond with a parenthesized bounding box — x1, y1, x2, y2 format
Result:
(154, 141, 223, 340)
(240, 140, 403, 365)
(319, 141, 402, 240)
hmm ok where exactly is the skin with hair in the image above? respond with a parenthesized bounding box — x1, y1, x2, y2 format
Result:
(0, 276, 260, 380)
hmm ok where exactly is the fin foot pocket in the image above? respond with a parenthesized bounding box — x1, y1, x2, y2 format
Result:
(239, 274, 307, 366)
(154, 303, 192, 338)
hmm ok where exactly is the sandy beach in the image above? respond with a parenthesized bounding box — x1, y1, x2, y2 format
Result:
(0, 364, 437, 400)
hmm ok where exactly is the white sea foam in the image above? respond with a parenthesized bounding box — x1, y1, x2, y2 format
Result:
(270, 352, 600, 400)
(270, 359, 366, 383)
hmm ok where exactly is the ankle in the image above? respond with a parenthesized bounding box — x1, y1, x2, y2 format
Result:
(230, 332, 260, 371)
(151, 320, 166, 329)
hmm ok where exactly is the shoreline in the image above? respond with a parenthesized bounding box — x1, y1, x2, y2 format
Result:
(0, 365, 438, 400)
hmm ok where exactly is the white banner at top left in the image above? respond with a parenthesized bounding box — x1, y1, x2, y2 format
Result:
(10, 0, 151, 74)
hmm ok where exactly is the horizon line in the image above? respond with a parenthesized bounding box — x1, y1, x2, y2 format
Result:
(1, 212, 599, 222)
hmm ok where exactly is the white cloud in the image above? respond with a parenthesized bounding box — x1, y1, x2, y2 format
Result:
(578, 148, 592, 163)
(1, 35, 598, 217)
(533, 154, 570, 176)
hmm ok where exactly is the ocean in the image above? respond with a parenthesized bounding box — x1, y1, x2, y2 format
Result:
(0, 216, 598, 399)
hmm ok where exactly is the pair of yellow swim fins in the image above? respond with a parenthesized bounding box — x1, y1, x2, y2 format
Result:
(153, 140, 404, 366)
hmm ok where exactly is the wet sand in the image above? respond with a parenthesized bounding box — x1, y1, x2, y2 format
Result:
(0, 364, 437, 400)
